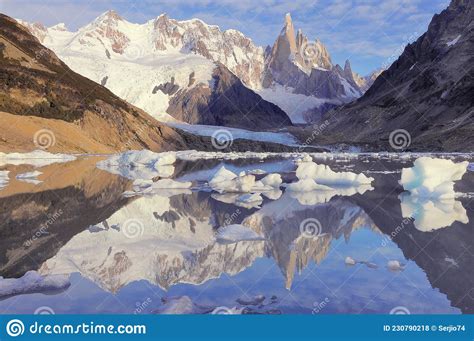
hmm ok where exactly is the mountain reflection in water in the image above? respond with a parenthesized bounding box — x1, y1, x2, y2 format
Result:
(0, 155, 472, 314)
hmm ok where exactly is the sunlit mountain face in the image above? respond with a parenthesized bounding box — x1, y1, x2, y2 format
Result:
(0, 153, 472, 314)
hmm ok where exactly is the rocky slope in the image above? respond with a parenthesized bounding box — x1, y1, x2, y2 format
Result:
(167, 63, 291, 129)
(321, 0, 474, 151)
(0, 13, 189, 153)
(259, 14, 366, 123)
(18, 11, 377, 127)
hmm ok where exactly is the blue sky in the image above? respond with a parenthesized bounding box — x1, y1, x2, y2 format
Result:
(1, 0, 450, 74)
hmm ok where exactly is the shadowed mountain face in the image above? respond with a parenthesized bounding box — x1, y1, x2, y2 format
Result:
(166, 64, 292, 130)
(0, 14, 190, 153)
(321, 0, 474, 152)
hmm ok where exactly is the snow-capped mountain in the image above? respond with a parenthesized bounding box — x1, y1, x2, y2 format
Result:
(18, 11, 375, 126)
(17, 11, 290, 130)
(259, 13, 367, 123)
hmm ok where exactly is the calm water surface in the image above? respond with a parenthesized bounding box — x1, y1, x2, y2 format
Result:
(0, 154, 472, 314)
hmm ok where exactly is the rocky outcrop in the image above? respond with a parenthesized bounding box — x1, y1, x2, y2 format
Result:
(262, 13, 362, 117)
(0, 13, 190, 153)
(322, 0, 474, 151)
(167, 64, 292, 130)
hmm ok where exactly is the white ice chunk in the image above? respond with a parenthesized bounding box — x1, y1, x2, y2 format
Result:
(295, 161, 374, 186)
(97, 151, 176, 180)
(0, 150, 76, 167)
(216, 224, 264, 244)
(345, 256, 356, 265)
(387, 260, 404, 271)
(399, 157, 468, 199)
(260, 174, 282, 188)
(209, 166, 256, 193)
(0, 271, 70, 298)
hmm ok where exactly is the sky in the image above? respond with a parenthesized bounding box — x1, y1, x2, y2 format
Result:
(1, 0, 450, 75)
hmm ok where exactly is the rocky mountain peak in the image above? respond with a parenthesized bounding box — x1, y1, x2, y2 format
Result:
(50, 23, 68, 31)
(99, 10, 123, 23)
(344, 59, 352, 74)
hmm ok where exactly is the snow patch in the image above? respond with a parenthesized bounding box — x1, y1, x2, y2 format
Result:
(446, 34, 461, 47)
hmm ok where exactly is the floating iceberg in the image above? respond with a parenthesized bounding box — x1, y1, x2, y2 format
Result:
(387, 260, 404, 271)
(260, 174, 282, 188)
(399, 157, 468, 199)
(295, 159, 374, 186)
(209, 166, 255, 193)
(0, 271, 70, 298)
(0, 150, 76, 167)
(97, 150, 176, 180)
(345, 256, 356, 265)
(400, 192, 468, 231)
(216, 224, 265, 244)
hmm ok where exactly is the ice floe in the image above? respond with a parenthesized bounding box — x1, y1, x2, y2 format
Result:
(0, 150, 76, 167)
(345, 256, 356, 265)
(387, 260, 405, 271)
(208, 167, 285, 195)
(295, 158, 374, 186)
(399, 157, 468, 199)
(97, 150, 176, 180)
(216, 224, 265, 244)
(0, 271, 70, 298)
